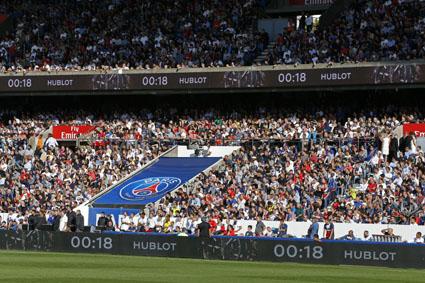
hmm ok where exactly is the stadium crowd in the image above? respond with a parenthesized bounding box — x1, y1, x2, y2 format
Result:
(1, 99, 425, 239)
(0, 0, 267, 71)
(1, 0, 424, 71)
(268, 0, 425, 65)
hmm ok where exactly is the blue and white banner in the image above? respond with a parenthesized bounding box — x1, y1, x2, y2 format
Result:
(93, 157, 220, 206)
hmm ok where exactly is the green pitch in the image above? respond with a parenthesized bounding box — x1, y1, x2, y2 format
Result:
(0, 251, 423, 283)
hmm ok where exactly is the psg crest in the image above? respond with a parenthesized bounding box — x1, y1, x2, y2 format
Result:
(119, 177, 182, 201)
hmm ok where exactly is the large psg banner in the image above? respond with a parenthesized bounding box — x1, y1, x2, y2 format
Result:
(1, 62, 424, 94)
(93, 157, 220, 206)
(1, 231, 425, 268)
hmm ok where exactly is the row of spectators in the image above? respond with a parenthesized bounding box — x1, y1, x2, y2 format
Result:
(268, 0, 425, 65)
(109, 213, 425, 243)
(1, 0, 424, 71)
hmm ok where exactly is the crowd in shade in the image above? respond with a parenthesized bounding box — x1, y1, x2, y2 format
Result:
(1, 95, 425, 234)
(268, 0, 425, 65)
(1, 0, 424, 71)
(0, 0, 267, 71)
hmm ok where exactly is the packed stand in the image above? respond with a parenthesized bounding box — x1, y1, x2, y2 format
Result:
(126, 134, 425, 238)
(1, 103, 425, 235)
(0, 110, 171, 231)
(0, 0, 268, 72)
(267, 0, 425, 65)
(1, 0, 424, 71)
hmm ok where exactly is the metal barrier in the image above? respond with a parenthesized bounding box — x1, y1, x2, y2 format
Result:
(372, 235, 402, 243)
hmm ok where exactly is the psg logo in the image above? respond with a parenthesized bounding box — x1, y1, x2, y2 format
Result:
(119, 177, 182, 201)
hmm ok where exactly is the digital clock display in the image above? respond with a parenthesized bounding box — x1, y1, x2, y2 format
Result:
(70, 236, 113, 250)
(277, 72, 307, 84)
(7, 78, 32, 88)
(274, 244, 324, 259)
(141, 76, 168, 86)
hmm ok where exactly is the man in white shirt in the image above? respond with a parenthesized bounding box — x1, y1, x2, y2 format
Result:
(154, 215, 164, 232)
(263, 226, 273, 237)
(131, 213, 139, 226)
(120, 212, 131, 231)
(412, 232, 425, 244)
(137, 212, 148, 229)
(147, 213, 156, 231)
(59, 211, 68, 232)
(44, 134, 58, 149)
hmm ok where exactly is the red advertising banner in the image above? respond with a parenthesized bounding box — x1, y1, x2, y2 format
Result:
(52, 125, 96, 140)
(402, 124, 425, 137)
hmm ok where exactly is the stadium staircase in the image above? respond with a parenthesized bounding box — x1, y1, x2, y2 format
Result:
(253, 0, 354, 65)
(254, 42, 276, 65)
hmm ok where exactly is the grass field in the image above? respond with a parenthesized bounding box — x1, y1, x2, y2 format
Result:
(0, 251, 424, 283)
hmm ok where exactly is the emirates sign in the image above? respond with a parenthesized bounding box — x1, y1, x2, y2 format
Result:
(52, 125, 96, 140)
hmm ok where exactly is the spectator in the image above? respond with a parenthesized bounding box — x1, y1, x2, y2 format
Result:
(97, 213, 108, 228)
(277, 220, 288, 238)
(362, 230, 372, 241)
(225, 224, 241, 237)
(197, 217, 211, 238)
(305, 14, 313, 32)
(44, 134, 58, 149)
(263, 226, 273, 237)
(175, 226, 188, 237)
(339, 230, 358, 241)
(67, 208, 77, 232)
(105, 220, 115, 231)
(381, 228, 395, 237)
(411, 232, 424, 244)
(389, 133, 399, 162)
(308, 218, 319, 239)
(245, 225, 254, 237)
(323, 219, 334, 240)
(59, 211, 68, 232)
(75, 210, 84, 232)
(255, 216, 266, 237)
(120, 212, 131, 231)
(52, 210, 61, 231)
(28, 210, 36, 231)
(35, 211, 47, 230)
